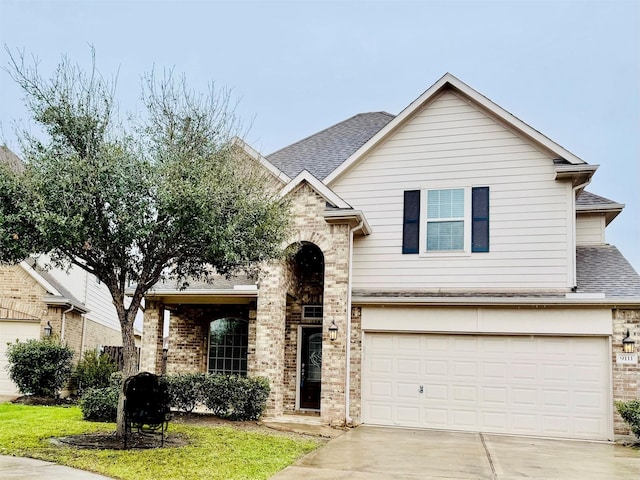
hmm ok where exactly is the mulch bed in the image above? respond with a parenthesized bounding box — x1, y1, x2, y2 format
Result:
(54, 431, 189, 450)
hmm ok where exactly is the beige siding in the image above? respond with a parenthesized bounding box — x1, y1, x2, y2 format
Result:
(576, 214, 605, 245)
(332, 90, 572, 290)
(44, 260, 120, 331)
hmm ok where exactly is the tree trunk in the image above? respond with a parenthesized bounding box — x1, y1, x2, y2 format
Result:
(115, 312, 139, 436)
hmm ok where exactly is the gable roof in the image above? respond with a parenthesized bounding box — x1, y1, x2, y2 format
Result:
(267, 112, 395, 180)
(576, 245, 640, 298)
(576, 191, 624, 225)
(325, 73, 589, 184)
(279, 170, 352, 208)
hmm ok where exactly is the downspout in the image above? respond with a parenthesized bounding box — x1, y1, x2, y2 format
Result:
(80, 314, 87, 355)
(61, 305, 74, 343)
(345, 220, 364, 424)
(571, 177, 592, 289)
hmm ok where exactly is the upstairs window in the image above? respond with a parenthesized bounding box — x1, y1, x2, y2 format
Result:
(402, 186, 489, 254)
(426, 189, 465, 251)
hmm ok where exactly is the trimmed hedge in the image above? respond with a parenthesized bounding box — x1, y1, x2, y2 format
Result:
(165, 373, 207, 412)
(78, 372, 270, 422)
(5, 338, 74, 397)
(202, 375, 270, 421)
(616, 400, 640, 439)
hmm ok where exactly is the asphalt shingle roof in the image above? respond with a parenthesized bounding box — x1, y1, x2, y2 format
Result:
(576, 191, 621, 207)
(267, 112, 395, 180)
(576, 245, 640, 297)
(149, 274, 257, 292)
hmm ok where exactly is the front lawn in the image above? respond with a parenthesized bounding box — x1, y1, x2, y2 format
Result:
(0, 403, 320, 479)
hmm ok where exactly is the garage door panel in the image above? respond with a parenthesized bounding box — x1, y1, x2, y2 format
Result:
(511, 387, 538, 406)
(425, 407, 448, 426)
(397, 359, 420, 375)
(482, 386, 507, 405)
(425, 384, 448, 400)
(363, 333, 610, 440)
(482, 362, 507, 379)
(425, 359, 448, 375)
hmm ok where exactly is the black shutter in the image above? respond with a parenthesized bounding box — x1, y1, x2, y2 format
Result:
(402, 190, 420, 254)
(472, 186, 489, 252)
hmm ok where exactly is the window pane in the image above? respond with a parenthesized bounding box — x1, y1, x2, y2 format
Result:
(208, 318, 248, 376)
(427, 189, 464, 219)
(427, 221, 464, 250)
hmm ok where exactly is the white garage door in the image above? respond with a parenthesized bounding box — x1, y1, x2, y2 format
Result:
(362, 333, 610, 440)
(0, 320, 40, 397)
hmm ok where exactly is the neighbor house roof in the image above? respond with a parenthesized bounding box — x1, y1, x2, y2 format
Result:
(576, 245, 640, 298)
(267, 112, 395, 180)
(22, 258, 89, 313)
(0, 145, 24, 172)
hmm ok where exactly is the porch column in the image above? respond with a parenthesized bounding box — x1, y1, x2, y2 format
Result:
(321, 224, 351, 426)
(140, 300, 164, 373)
(253, 262, 287, 417)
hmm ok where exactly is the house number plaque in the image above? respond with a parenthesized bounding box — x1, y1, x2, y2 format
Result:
(616, 353, 638, 364)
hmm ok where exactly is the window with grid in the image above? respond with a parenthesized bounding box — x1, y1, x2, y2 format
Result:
(208, 318, 248, 376)
(426, 188, 465, 251)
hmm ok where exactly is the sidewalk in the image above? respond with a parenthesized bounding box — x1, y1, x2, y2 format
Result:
(0, 455, 112, 479)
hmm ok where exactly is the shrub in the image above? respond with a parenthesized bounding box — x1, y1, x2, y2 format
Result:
(80, 386, 119, 422)
(5, 338, 74, 397)
(616, 400, 640, 439)
(202, 375, 270, 421)
(75, 349, 117, 396)
(165, 373, 207, 412)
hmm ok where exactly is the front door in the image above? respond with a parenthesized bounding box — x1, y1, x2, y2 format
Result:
(299, 327, 322, 410)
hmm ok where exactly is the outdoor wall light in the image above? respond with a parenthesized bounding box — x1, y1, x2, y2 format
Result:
(43, 321, 52, 337)
(328, 320, 338, 341)
(622, 329, 636, 354)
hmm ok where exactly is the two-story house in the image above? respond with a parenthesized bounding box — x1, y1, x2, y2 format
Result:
(139, 74, 640, 441)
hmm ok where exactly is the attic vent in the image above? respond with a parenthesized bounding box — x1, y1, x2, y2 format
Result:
(302, 305, 323, 321)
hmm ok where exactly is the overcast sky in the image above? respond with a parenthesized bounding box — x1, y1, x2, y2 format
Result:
(1, 0, 638, 272)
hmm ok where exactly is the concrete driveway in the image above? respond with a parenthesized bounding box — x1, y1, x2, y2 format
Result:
(272, 426, 640, 479)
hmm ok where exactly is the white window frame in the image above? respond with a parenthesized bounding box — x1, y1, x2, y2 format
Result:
(419, 186, 472, 257)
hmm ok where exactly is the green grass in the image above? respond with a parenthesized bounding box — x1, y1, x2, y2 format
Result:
(0, 403, 320, 479)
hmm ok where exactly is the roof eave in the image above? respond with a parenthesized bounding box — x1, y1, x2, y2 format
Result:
(351, 295, 640, 307)
(576, 203, 624, 225)
(324, 209, 372, 235)
(43, 295, 90, 314)
(555, 164, 599, 188)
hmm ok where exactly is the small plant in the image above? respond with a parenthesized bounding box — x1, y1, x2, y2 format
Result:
(75, 349, 117, 396)
(79, 372, 123, 422)
(80, 386, 119, 422)
(616, 400, 640, 439)
(202, 375, 270, 421)
(165, 373, 207, 412)
(5, 338, 74, 397)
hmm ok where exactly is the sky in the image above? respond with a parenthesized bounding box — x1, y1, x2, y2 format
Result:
(0, 0, 638, 272)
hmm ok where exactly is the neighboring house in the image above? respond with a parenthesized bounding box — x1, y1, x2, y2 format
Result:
(139, 74, 640, 441)
(0, 146, 122, 398)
